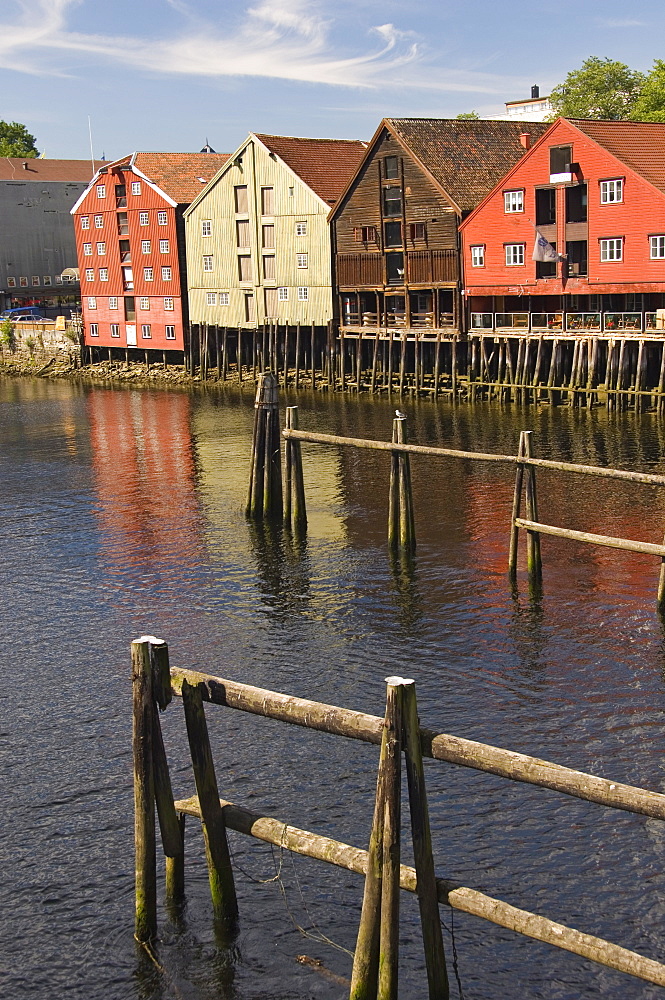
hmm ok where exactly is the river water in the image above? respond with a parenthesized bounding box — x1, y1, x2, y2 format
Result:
(1, 377, 665, 1000)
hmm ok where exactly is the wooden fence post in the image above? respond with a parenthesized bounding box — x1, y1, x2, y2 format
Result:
(388, 415, 416, 553)
(284, 407, 307, 532)
(246, 372, 283, 521)
(132, 636, 157, 942)
(523, 430, 542, 586)
(508, 431, 527, 582)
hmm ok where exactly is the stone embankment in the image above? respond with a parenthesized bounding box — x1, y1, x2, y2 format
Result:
(0, 355, 205, 387)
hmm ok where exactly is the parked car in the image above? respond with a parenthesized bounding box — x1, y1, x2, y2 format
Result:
(0, 306, 44, 321)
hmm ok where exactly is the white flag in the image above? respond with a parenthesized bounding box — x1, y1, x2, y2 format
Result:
(532, 230, 561, 262)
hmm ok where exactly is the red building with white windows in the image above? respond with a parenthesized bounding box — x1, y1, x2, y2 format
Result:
(460, 119, 665, 335)
(71, 151, 227, 353)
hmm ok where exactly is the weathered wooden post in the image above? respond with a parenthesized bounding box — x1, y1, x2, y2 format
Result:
(246, 372, 283, 521)
(132, 636, 157, 942)
(284, 406, 307, 532)
(508, 431, 527, 583)
(388, 415, 416, 553)
(523, 430, 542, 586)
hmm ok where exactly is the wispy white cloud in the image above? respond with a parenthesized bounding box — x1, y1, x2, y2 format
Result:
(597, 17, 648, 27)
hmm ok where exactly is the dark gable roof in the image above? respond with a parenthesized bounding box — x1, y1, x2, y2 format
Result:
(0, 158, 103, 182)
(386, 119, 551, 213)
(570, 119, 665, 195)
(254, 134, 367, 205)
(101, 152, 229, 205)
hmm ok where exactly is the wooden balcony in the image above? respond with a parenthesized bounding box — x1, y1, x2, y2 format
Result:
(337, 250, 459, 288)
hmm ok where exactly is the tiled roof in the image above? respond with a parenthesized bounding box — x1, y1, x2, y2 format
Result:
(254, 134, 367, 204)
(570, 119, 665, 194)
(0, 158, 103, 182)
(386, 119, 551, 213)
(101, 152, 229, 205)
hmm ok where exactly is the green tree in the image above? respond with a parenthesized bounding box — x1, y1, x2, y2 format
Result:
(549, 57, 645, 120)
(456, 111, 480, 119)
(632, 60, 665, 121)
(0, 121, 38, 157)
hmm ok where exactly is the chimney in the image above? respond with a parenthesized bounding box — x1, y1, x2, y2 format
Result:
(520, 132, 531, 150)
(531, 85, 540, 99)
(22, 161, 29, 170)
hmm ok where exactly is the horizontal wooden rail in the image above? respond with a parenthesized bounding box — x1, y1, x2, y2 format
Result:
(170, 668, 665, 820)
(516, 518, 665, 557)
(174, 794, 665, 988)
(282, 429, 665, 487)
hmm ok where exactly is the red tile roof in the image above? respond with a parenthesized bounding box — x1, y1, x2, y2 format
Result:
(0, 158, 103, 182)
(571, 119, 665, 194)
(100, 152, 230, 205)
(254, 134, 367, 204)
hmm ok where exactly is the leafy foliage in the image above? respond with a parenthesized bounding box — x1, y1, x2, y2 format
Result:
(549, 57, 645, 120)
(455, 111, 480, 120)
(0, 121, 38, 157)
(632, 60, 665, 122)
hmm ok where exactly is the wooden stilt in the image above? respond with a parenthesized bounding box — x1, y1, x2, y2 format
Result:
(222, 327, 228, 380)
(371, 332, 380, 393)
(388, 416, 416, 552)
(387, 331, 394, 394)
(508, 431, 527, 583)
(132, 636, 157, 942)
(657, 341, 665, 413)
(433, 334, 441, 399)
(165, 814, 186, 906)
(295, 323, 301, 390)
(283, 323, 290, 385)
(311, 323, 316, 388)
(246, 373, 283, 520)
(451, 337, 458, 398)
(523, 430, 542, 587)
(284, 407, 307, 531)
(399, 335, 407, 395)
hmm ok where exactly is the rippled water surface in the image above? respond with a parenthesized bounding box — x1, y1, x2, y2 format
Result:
(2, 377, 665, 1000)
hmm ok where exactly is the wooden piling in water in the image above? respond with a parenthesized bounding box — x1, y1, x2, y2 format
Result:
(246, 373, 283, 520)
(388, 415, 416, 553)
(508, 432, 527, 583)
(523, 431, 542, 587)
(132, 636, 157, 942)
(284, 407, 307, 532)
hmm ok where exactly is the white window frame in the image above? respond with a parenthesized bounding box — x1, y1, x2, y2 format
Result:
(19, 277, 28, 287)
(80, 216, 90, 230)
(206, 292, 217, 306)
(89, 323, 99, 336)
(159, 239, 169, 254)
(139, 297, 150, 310)
(97, 242, 106, 256)
(505, 243, 525, 266)
(85, 268, 94, 281)
(600, 179, 623, 204)
(650, 236, 665, 259)
(109, 296, 118, 310)
(161, 266, 172, 281)
(99, 268, 108, 282)
(94, 215, 103, 229)
(295, 221, 307, 236)
(219, 292, 230, 306)
(32, 275, 40, 286)
(141, 324, 152, 339)
(43, 275, 52, 286)
(471, 245, 485, 267)
(278, 287, 289, 301)
(7, 277, 16, 287)
(298, 286, 309, 301)
(96, 184, 105, 199)
(203, 255, 214, 272)
(144, 267, 154, 281)
(87, 296, 97, 309)
(110, 324, 120, 338)
(164, 297, 174, 311)
(296, 253, 308, 269)
(201, 220, 212, 237)
(504, 190, 524, 213)
(54, 275, 62, 285)
(157, 211, 168, 226)
(83, 243, 92, 256)
(141, 240, 151, 254)
(139, 211, 149, 226)
(165, 325, 176, 340)
(131, 181, 141, 195)
(600, 238, 623, 262)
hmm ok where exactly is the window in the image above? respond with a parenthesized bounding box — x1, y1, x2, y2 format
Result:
(203, 255, 214, 272)
(650, 236, 665, 259)
(31, 276, 39, 286)
(161, 266, 172, 280)
(85, 268, 94, 281)
(115, 184, 126, 207)
(504, 190, 524, 213)
(263, 255, 275, 280)
(94, 215, 103, 228)
(164, 297, 174, 311)
(43, 275, 52, 286)
(157, 211, 167, 226)
(83, 243, 92, 255)
(139, 211, 149, 226)
(297, 253, 308, 269)
(566, 240, 588, 276)
(535, 188, 555, 226)
(140, 297, 150, 310)
(141, 324, 151, 339)
(600, 179, 623, 204)
(97, 242, 106, 255)
(159, 239, 169, 253)
(19, 277, 28, 286)
(550, 145, 572, 178)
(288, 186, 294, 197)
(600, 238, 623, 261)
(96, 184, 106, 199)
(118, 213, 129, 235)
(234, 185, 248, 213)
(298, 286, 308, 301)
(125, 297, 135, 320)
(295, 221, 307, 236)
(122, 266, 133, 289)
(81, 216, 90, 229)
(165, 325, 175, 339)
(131, 181, 141, 195)
(505, 243, 525, 266)
(99, 268, 108, 281)
(89, 323, 99, 337)
(54, 275, 62, 285)
(109, 296, 118, 309)
(7, 277, 16, 287)
(262, 224, 275, 249)
(278, 287, 289, 301)
(354, 225, 377, 243)
(238, 256, 252, 281)
(386, 252, 404, 283)
(88, 296, 97, 309)
(110, 324, 120, 338)
(119, 240, 131, 263)
(261, 186, 274, 215)
(384, 156, 399, 179)
(236, 220, 250, 247)
(201, 220, 212, 237)
(144, 267, 154, 281)
(384, 221, 401, 247)
(206, 292, 217, 305)
(142, 240, 151, 254)
(383, 186, 402, 217)
(471, 245, 485, 267)
(219, 292, 230, 306)
(409, 222, 427, 241)
(566, 184, 587, 223)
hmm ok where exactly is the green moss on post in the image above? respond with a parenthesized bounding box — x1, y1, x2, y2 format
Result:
(132, 637, 157, 942)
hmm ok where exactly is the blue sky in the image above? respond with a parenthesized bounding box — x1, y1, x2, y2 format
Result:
(2, 0, 664, 160)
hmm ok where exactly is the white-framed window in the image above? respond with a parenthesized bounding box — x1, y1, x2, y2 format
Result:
(298, 286, 309, 301)
(43, 275, 52, 285)
(81, 216, 90, 230)
(219, 292, 230, 306)
(19, 277, 28, 286)
(201, 220, 212, 237)
(144, 267, 153, 281)
(206, 292, 217, 306)
(54, 275, 62, 285)
(295, 221, 307, 236)
(94, 215, 103, 228)
(88, 296, 97, 309)
(278, 287, 289, 301)
(203, 255, 214, 272)
(161, 266, 172, 280)
(140, 297, 150, 310)
(141, 240, 151, 254)
(110, 324, 120, 338)
(159, 239, 169, 253)
(600, 179, 623, 204)
(471, 245, 485, 267)
(31, 275, 39, 286)
(650, 236, 665, 259)
(89, 323, 99, 336)
(505, 243, 525, 266)
(504, 190, 524, 213)
(157, 211, 167, 226)
(165, 325, 176, 340)
(7, 277, 16, 287)
(96, 184, 105, 199)
(296, 253, 308, 269)
(164, 297, 174, 311)
(109, 296, 118, 309)
(99, 268, 108, 281)
(141, 324, 151, 339)
(139, 211, 149, 226)
(600, 238, 623, 261)
(83, 243, 92, 255)
(131, 181, 141, 195)
(97, 242, 106, 255)
(85, 268, 94, 281)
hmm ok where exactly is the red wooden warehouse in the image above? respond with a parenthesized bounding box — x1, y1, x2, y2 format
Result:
(71, 151, 227, 354)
